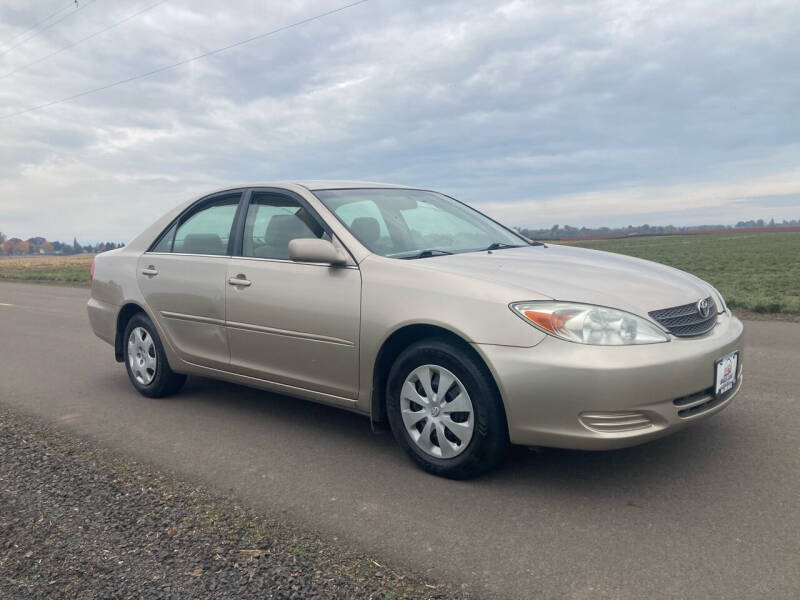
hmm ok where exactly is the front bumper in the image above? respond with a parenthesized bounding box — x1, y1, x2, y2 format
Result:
(475, 313, 744, 450)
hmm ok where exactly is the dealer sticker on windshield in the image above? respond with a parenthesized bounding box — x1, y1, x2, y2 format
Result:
(715, 351, 739, 396)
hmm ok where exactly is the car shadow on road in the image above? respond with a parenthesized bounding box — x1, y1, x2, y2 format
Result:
(166, 375, 404, 453)
(482, 413, 756, 499)
(158, 374, 753, 501)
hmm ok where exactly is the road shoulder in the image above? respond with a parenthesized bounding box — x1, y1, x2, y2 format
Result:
(0, 404, 460, 600)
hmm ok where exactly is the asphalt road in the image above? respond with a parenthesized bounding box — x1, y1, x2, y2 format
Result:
(1, 281, 798, 599)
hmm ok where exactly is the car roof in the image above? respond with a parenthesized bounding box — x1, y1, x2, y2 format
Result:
(210, 180, 416, 192)
(298, 180, 415, 191)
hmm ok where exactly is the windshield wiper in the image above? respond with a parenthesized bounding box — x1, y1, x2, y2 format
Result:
(484, 242, 523, 251)
(401, 249, 454, 259)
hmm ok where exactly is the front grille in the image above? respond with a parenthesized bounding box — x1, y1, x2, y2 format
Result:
(649, 297, 717, 337)
(672, 378, 740, 418)
(673, 387, 718, 418)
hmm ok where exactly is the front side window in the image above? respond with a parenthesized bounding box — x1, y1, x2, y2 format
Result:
(171, 195, 240, 255)
(242, 192, 329, 260)
(151, 222, 177, 253)
(314, 189, 526, 258)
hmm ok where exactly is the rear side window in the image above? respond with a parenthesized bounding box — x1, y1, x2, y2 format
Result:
(170, 195, 240, 255)
(242, 193, 328, 260)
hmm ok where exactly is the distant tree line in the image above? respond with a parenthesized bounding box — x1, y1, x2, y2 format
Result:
(732, 218, 798, 229)
(0, 232, 124, 256)
(519, 218, 800, 241)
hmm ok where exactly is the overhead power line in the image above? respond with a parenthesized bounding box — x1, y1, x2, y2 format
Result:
(0, 0, 99, 59)
(0, 1, 76, 50)
(0, 0, 372, 121)
(0, 0, 168, 81)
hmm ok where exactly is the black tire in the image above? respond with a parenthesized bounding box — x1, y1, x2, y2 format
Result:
(386, 337, 509, 479)
(123, 313, 186, 398)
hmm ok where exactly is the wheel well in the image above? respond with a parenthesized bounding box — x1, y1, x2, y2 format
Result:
(114, 303, 145, 362)
(370, 324, 500, 425)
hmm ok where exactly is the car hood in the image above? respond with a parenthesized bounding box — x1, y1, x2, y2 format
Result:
(413, 244, 714, 317)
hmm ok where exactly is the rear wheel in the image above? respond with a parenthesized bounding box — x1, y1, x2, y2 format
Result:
(386, 338, 509, 479)
(123, 313, 186, 398)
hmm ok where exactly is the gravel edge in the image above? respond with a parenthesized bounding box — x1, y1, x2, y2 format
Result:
(0, 404, 467, 599)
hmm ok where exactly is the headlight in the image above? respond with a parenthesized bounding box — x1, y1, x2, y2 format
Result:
(510, 301, 669, 345)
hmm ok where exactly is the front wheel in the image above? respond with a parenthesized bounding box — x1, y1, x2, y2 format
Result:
(386, 338, 509, 479)
(123, 313, 186, 398)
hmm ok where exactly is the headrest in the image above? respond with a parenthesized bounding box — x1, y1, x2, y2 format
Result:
(265, 214, 315, 246)
(183, 233, 224, 255)
(350, 216, 380, 245)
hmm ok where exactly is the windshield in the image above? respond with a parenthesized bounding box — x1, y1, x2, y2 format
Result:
(313, 188, 528, 258)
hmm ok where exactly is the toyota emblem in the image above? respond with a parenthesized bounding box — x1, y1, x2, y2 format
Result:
(697, 298, 711, 318)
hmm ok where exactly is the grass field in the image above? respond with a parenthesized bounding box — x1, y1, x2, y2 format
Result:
(563, 232, 800, 314)
(0, 254, 94, 285)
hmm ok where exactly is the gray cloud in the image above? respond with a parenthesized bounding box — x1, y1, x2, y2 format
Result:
(0, 0, 798, 242)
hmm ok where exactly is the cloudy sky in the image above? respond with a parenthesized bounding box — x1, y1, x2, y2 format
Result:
(1, 0, 799, 242)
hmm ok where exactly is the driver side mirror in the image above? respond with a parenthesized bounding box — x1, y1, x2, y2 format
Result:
(288, 238, 348, 265)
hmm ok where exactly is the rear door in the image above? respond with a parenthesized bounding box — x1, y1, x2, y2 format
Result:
(225, 189, 361, 403)
(137, 191, 243, 370)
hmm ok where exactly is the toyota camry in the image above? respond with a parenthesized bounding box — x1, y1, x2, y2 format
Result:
(88, 182, 743, 478)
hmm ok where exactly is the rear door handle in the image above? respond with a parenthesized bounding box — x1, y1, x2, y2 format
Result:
(228, 276, 251, 287)
(141, 266, 159, 277)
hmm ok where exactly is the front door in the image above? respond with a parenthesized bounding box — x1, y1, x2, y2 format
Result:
(225, 190, 361, 403)
(137, 192, 242, 370)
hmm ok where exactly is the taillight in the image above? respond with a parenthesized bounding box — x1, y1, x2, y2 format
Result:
(90, 260, 95, 281)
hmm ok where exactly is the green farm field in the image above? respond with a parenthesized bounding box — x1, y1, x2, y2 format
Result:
(563, 232, 800, 315)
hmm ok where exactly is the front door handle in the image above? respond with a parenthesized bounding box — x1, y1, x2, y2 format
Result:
(141, 266, 159, 277)
(228, 275, 251, 287)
